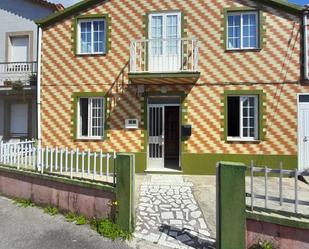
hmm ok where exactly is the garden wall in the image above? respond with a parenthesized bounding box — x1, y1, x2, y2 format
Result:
(0, 166, 116, 219)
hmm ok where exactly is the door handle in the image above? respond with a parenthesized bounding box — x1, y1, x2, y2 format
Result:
(304, 136, 308, 142)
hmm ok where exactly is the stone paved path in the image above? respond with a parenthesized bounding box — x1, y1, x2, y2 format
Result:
(134, 175, 216, 249)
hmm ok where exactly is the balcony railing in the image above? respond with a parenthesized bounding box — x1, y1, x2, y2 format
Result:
(130, 38, 198, 73)
(0, 61, 37, 87)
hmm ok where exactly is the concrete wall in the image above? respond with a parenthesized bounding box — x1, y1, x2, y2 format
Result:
(0, 0, 53, 62)
(246, 219, 309, 249)
(0, 168, 116, 219)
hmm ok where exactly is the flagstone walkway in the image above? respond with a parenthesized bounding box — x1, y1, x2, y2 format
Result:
(134, 175, 215, 249)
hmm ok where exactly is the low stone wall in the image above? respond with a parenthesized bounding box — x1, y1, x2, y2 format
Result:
(0, 166, 116, 219)
(246, 214, 309, 249)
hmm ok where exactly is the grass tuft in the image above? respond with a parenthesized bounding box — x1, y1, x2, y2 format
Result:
(43, 205, 59, 216)
(75, 215, 86, 225)
(91, 218, 131, 241)
(64, 212, 76, 222)
(13, 198, 34, 208)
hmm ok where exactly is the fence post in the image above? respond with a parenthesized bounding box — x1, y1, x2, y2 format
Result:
(116, 153, 135, 233)
(217, 161, 246, 249)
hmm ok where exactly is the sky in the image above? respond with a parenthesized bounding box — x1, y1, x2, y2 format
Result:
(49, 0, 309, 8)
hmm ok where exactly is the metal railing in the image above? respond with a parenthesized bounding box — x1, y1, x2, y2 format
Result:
(130, 38, 198, 73)
(0, 140, 117, 186)
(246, 162, 309, 214)
(0, 61, 37, 86)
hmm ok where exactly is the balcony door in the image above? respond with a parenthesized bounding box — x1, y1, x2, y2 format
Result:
(148, 12, 181, 72)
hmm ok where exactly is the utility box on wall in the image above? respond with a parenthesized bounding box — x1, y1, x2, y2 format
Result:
(125, 119, 138, 129)
(181, 124, 192, 137)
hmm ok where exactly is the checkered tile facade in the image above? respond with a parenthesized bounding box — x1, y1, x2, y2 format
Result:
(40, 0, 307, 156)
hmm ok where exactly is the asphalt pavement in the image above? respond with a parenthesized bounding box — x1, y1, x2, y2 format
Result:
(0, 196, 131, 249)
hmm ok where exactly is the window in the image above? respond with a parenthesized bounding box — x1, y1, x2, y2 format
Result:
(78, 97, 104, 139)
(77, 18, 106, 54)
(227, 12, 258, 50)
(227, 95, 258, 140)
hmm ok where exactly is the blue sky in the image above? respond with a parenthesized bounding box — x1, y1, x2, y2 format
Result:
(290, 0, 309, 5)
(50, 0, 309, 8)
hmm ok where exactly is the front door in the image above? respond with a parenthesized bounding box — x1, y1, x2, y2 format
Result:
(148, 12, 181, 72)
(298, 94, 309, 171)
(148, 105, 164, 169)
(147, 104, 180, 170)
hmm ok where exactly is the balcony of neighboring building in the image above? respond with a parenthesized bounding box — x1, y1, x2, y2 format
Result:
(128, 38, 200, 85)
(0, 61, 37, 90)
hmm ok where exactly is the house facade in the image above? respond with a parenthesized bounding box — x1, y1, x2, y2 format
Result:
(0, 0, 63, 142)
(37, 0, 309, 174)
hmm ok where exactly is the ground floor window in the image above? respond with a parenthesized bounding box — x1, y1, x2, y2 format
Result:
(227, 95, 258, 141)
(78, 97, 104, 139)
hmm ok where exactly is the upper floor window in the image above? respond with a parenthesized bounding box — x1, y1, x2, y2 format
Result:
(77, 18, 106, 54)
(227, 12, 258, 50)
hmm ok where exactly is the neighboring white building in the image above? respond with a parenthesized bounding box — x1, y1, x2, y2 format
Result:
(0, 0, 63, 141)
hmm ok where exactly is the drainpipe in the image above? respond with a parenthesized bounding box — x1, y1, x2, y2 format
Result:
(303, 7, 309, 81)
(36, 26, 42, 148)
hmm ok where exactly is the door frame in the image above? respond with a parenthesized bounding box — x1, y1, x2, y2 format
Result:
(297, 93, 309, 171)
(146, 103, 181, 170)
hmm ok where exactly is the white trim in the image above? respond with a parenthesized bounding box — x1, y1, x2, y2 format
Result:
(77, 97, 105, 140)
(226, 11, 258, 50)
(227, 95, 258, 141)
(77, 18, 106, 55)
(297, 93, 309, 170)
(37, 27, 42, 147)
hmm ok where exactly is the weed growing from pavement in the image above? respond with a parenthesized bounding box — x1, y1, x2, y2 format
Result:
(64, 212, 86, 225)
(43, 205, 59, 216)
(75, 215, 87, 225)
(13, 198, 34, 208)
(11, 197, 130, 241)
(64, 212, 76, 222)
(90, 218, 131, 241)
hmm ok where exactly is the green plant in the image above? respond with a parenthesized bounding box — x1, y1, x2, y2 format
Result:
(12, 80, 23, 91)
(43, 205, 58, 216)
(75, 215, 86, 225)
(65, 212, 76, 222)
(251, 240, 274, 249)
(92, 218, 131, 241)
(29, 74, 37, 86)
(13, 198, 34, 208)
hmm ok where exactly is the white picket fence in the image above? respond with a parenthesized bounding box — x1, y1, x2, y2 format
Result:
(246, 161, 309, 215)
(0, 140, 117, 185)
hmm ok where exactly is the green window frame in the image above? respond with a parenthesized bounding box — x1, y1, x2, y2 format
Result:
(222, 7, 265, 51)
(72, 92, 107, 141)
(223, 90, 265, 142)
(73, 14, 109, 56)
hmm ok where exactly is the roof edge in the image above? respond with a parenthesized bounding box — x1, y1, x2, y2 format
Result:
(27, 0, 64, 12)
(36, 0, 304, 28)
(36, 0, 103, 27)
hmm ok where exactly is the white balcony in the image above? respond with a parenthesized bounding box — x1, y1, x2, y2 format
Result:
(0, 61, 37, 87)
(129, 38, 199, 85)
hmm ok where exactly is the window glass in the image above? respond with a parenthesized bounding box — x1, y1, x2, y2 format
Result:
(78, 97, 104, 138)
(78, 19, 105, 54)
(227, 95, 258, 140)
(151, 16, 163, 56)
(227, 15, 241, 49)
(166, 15, 178, 54)
(227, 12, 257, 49)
